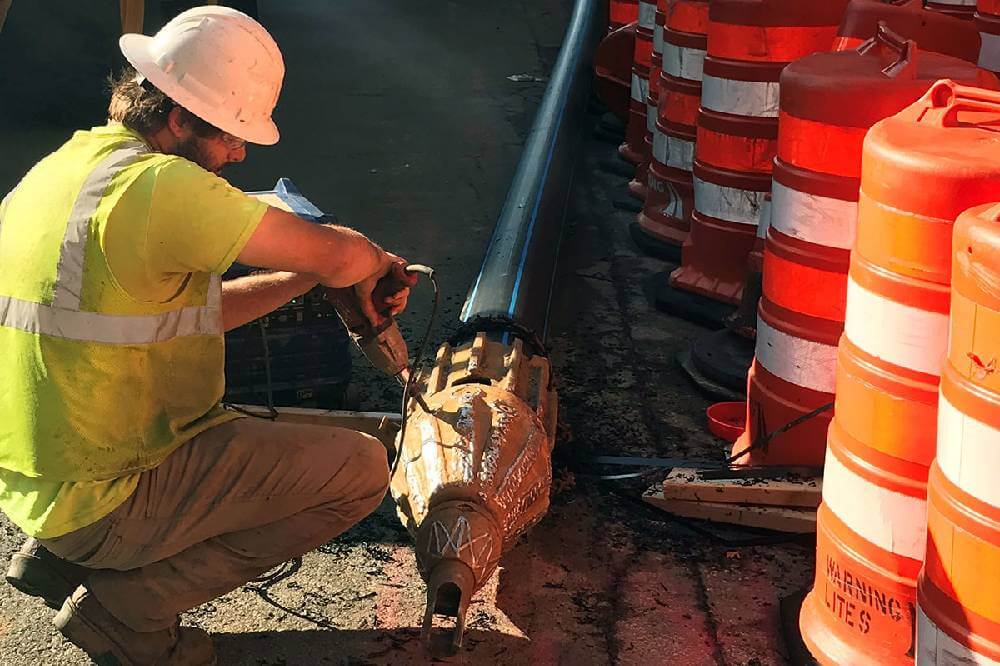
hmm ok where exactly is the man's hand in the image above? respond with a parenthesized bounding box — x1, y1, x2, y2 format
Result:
(353, 255, 416, 326)
(235, 206, 415, 326)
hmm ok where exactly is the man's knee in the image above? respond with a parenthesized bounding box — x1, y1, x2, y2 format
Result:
(324, 431, 390, 519)
(353, 432, 391, 497)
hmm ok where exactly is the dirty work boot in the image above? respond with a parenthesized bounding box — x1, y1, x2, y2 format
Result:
(6, 538, 90, 610)
(54, 586, 216, 666)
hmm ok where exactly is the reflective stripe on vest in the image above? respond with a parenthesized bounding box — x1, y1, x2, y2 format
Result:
(0, 141, 223, 344)
(53, 144, 147, 308)
(0, 285, 221, 344)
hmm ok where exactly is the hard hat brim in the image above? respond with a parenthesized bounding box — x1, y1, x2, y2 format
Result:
(119, 33, 280, 146)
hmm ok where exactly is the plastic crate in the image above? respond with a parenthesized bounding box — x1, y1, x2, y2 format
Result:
(222, 179, 352, 408)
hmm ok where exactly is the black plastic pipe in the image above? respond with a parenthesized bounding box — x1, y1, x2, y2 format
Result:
(458, 0, 603, 348)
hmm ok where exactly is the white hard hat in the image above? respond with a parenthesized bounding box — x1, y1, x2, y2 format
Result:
(119, 6, 284, 145)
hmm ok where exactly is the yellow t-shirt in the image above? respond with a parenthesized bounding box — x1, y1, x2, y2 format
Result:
(0, 123, 268, 538)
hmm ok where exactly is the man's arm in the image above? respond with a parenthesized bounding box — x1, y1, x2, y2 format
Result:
(221, 271, 317, 332)
(235, 207, 402, 325)
(237, 207, 388, 288)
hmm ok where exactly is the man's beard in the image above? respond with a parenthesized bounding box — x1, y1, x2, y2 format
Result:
(175, 136, 224, 175)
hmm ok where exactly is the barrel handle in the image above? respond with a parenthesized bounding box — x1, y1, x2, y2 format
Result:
(922, 79, 1000, 127)
(987, 202, 1000, 222)
(856, 21, 918, 80)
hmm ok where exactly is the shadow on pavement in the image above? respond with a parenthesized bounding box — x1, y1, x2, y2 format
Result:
(211, 627, 530, 665)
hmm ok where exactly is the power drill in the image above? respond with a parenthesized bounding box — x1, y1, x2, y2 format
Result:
(326, 262, 435, 413)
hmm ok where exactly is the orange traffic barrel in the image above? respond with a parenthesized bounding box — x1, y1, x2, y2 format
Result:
(726, 192, 771, 340)
(667, 0, 850, 306)
(733, 27, 997, 468)
(978, 1, 1000, 74)
(917, 202, 1000, 664)
(618, 1, 656, 166)
(926, 0, 977, 20)
(609, 0, 639, 30)
(632, 0, 708, 258)
(595, 22, 638, 124)
(680, 197, 771, 397)
(800, 79, 1000, 666)
(628, 0, 669, 202)
(835, 0, 981, 62)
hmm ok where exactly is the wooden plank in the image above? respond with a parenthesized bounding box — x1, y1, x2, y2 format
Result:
(119, 0, 144, 35)
(0, 0, 12, 35)
(660, 467, 822, 509)
(230, 405, 400, 450)
(643, 490, 816, 534)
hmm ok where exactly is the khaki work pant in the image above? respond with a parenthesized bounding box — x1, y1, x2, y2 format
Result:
(40, 418, 390, 632)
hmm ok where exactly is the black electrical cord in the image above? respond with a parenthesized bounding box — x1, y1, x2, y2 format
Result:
(392, 266, 440, 479)
(223, 317, 280, 420)
(258, 318, 279, 419)
(233, 268, 438, 585)
(723, 401, 834, 466)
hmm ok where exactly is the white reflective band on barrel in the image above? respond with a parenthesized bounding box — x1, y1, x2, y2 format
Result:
(756, 196, 772, 240)
(662, 43, 706, 82)
(931, 0, 975, 5)
(653, 22, 664, 56)
(844, 277, 949, 377)
(664, 182, 687, 220)
(701, 74, 780, 118)
(823, 444, 927, 560)
(52, 143, 149, 309)
(647, 175, 687, 220)
(979, 32, 1000, 72)
(937, 392, 1000, 510)
(631, 72, 649, 104)
(0, 141, 225, 345)
(638, 1, 656, 28)
(647, 101, 657, 133)
(755, 316, 837, 393)
(770, 180, 858, 250)
(917, 606, 1000, 666)
(653, 129, 694, 171)
(693, 177, 766, 225)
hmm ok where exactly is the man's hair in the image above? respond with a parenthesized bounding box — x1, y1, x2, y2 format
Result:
(107, 67, 221, 138)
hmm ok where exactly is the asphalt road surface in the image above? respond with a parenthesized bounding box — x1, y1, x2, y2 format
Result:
(0, 1, 811, 664)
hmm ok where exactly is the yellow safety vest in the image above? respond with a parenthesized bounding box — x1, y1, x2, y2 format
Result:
(0, 126, 240, 534)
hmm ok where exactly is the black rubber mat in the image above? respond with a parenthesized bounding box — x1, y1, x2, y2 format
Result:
(689, 328, 754, 394)
(644, 272, 735, 329)
(628, 221, 682, 263)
